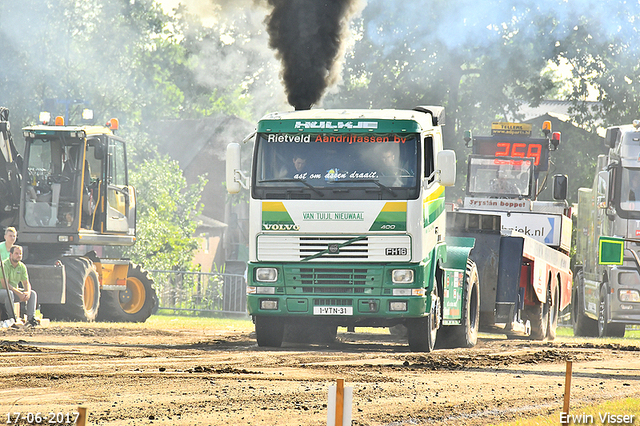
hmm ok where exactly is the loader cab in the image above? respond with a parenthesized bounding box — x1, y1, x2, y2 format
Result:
(19, 121, 136, 247)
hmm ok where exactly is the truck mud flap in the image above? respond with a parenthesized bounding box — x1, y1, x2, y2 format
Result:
(447, 211, 501, 325)
(495, 236, 524, 323)
(27, 264, 66, 304)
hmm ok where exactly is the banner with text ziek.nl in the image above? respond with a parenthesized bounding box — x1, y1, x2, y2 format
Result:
(500, 213, 561, 246)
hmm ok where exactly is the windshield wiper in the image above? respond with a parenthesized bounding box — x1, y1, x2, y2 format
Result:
(258, 178, 324, 197)
(330, 179, 397, 197)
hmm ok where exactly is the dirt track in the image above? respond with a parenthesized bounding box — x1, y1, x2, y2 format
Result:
(1, 322, 640, 426)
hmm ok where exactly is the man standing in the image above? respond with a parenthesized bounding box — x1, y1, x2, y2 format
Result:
(0, 245, 38, 327)
(0, 227, 17, 262)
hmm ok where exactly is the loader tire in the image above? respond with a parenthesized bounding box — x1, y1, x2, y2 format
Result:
(96, 263, 156, 322)
(40, 257, 100, 322)
(437, 259, 480, 349)
(571, 271, 598, 337)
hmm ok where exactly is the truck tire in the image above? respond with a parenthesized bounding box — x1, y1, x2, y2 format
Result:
(598, 285, 626, 338)
(407, 287, 440, 352)
(444, 259, 480, 348)
(546, 283, 560, 341)
(525, 285, 550, 340)
(40, 257, 100, 322)
(255, 316, 284, 347)
(572, 271, 598, 337)
(96, 263, 156, 322)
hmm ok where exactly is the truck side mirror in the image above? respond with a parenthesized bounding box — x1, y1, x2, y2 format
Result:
(226, 143, 242, 194)
(604, 128, 619, 149)
(599, 236, 624, 265)
(552, 174, 568, 200)
(596, 171, 609, 209)
(436, 150, 456, 187)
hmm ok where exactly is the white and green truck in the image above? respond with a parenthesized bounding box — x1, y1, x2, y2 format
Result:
(226, 107, 479, 352)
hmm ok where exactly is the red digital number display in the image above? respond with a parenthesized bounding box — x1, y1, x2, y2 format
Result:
(495, 142, 543, 166)
(474, 137, 548, 170)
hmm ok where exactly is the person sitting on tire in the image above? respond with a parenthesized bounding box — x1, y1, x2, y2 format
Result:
(0, 245, 38, 327)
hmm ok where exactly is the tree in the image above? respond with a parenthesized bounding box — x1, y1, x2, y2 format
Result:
(552, 1, 640, 128)
(120, 155, 207, 271)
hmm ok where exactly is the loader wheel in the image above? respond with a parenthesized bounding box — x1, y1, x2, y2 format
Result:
(255, 316, 284, 347)
(571, 271, 598, 337)
(438, 259, 480, 348)
(40, 257, 100, 322)
(598, 285, 626, 338)
(525, 286, 550, 340)
(96, 263, 156, 322)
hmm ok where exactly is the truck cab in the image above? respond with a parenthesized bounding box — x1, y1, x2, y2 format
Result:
(227, 107, 478, 352)
(574, 120, 640, 337)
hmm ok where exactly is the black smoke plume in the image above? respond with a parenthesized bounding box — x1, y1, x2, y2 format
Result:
(265, 0, 363, 110)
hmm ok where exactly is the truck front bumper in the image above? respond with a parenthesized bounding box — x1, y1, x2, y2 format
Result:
(247, 294, 429, 326)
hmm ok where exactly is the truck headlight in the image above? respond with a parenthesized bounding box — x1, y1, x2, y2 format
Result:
(392, 269, 414, 284)
(255, 267, 278, 282)
(619, 289, 640, 302)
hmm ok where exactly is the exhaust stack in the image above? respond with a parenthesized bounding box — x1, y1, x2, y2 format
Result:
(265, 0, 364, 109)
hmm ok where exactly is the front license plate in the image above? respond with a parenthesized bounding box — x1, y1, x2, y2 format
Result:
(313, 306, 353, 315)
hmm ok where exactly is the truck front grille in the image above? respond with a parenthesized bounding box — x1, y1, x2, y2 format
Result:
(285, 266, 383, 295)
(257, 235, 411, 262)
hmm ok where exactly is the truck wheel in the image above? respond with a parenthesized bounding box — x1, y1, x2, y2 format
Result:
(449, 259, 480, 348)
(525, 287, 550, 340)
(96, 263, 156, 322)
(546, 284, 560, 341)
(255, 316, 284, 347)
(407, 288, 440, 352)
(598, 285, 626, 338)
(572, 271, 598, 337)
(41, 257, 100, 322)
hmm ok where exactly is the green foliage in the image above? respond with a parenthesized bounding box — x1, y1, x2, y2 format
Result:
(122, 156, 207, 271)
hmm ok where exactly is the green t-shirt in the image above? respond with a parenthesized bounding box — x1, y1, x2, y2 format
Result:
(0, 243, 10, 262)
(2, 258, 28, 289)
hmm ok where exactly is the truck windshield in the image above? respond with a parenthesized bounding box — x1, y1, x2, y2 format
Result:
(466, 156, 533, 197)
(252, 133, 420, 200)
(619, 168, 640, 212)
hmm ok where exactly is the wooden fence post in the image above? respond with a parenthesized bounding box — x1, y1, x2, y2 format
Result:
(562, 360, 573, 425)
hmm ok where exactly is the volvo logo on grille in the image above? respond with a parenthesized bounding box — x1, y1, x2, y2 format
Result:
(328, 244, 340, 254)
